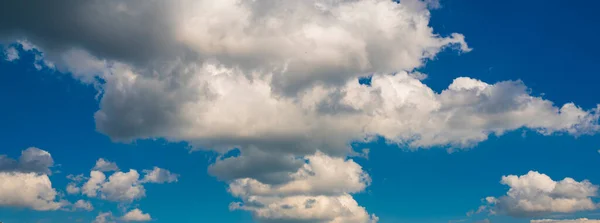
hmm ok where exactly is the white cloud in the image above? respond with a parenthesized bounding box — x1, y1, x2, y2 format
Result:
(93, 212, 116, 223)
(229, 152, 377, 223)
(122, 208, 152, 222)
(93, 158, 120, 172)
(82, 170, 146, 203)
(0, 172, 63, 211)
(82, 170, 106, 197)
(66, 183, 80, 194)
(75, 160, 177, 204)
(175, 0, 469, 94)
(483, 171, 598, 217)
(0, 0, 468, 94)
(531, 219, 600, 223)
(141, 167, 179, 183)
(72, 199, 93, 211)
(0, 148, 64, 211)
(86, 62, 600, 158)
(3, 0, 600, 222)
(3, 46, 18, 61)
(100, 169, 145, 202)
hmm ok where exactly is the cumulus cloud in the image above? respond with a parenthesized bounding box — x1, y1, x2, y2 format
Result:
(93, 212, 116, 223)
(141, 167, 179, 183)
(81, 170, 145, 203)
(531, 219, 600, 223)
(82, 170, 107, 198)
(0, 0, 467, 92)
(482, 171, 599, 217)
(0, 148, 65, 211)
(73, 160, 177, 204)
(72, 199, 93, 211)
(93, 158, 120, 172)
(3, 0, 600, 222)
(3, 46, 18, 61)
(100, 170, 146, 202)
(122, 208, 152, 222)
(0, 172, 63, 211)
(66, 183, 81, 194)
(0, 147, 54, 175)
(228, 151, 377, 223)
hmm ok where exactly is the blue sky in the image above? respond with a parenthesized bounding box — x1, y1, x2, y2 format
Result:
(0, 1, 599, 223)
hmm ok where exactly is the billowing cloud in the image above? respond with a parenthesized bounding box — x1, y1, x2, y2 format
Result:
(531, 219, 600, 223)
(228, 152, 377, 223)
(0, 147, 54, 175)
(81, 170, 145, 203)
(3, 0, 600, 222)
(0, 148, 64, 211)
(74, 160, 177, 204)
(93, 158, 119, 172)
(141, 167, 179, 184)
(0, 172, 63, 211)
(0, 0, 467, 92)
(82, 170, 107, 198)
(100, 170, 145, 202)
(483, 171, 599, 217)
(122, 208, 152, 222)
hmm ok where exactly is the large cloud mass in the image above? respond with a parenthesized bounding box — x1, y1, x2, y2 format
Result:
(2, 0, 600, 222)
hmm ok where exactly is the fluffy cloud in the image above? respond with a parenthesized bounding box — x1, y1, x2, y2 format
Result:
(0, 148, 64, 211)
(82, 170, 145, 203)
(141, 167, 179, 183)
(82, 170, 107, 198)
(0, 0, 467, 92)
(66, 183, 81, 194)
(0, 147, 54, 175)
(122, 208, 152, 222)
(0, 172, 63, 211)
(72, 199, 93, 211)
(100, 170, 146, 202)
(174, 0, 469, 95)
(3, 0, 600, 222)
(531, 219, 600, 223)
(93, 158, 119, 172)
(483, 171, 599, 217)
(93, 212, 115, 223)
(228, 152, 377, 223)
(75, 160, 177, 203)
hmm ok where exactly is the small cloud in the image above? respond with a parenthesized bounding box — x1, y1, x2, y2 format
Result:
(4, 46, 19, 61)
(92, 158, 119, 172)
(72, 200, 93, 211)
(141, 167, 179, 184)
(122, 208, 152, 222)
